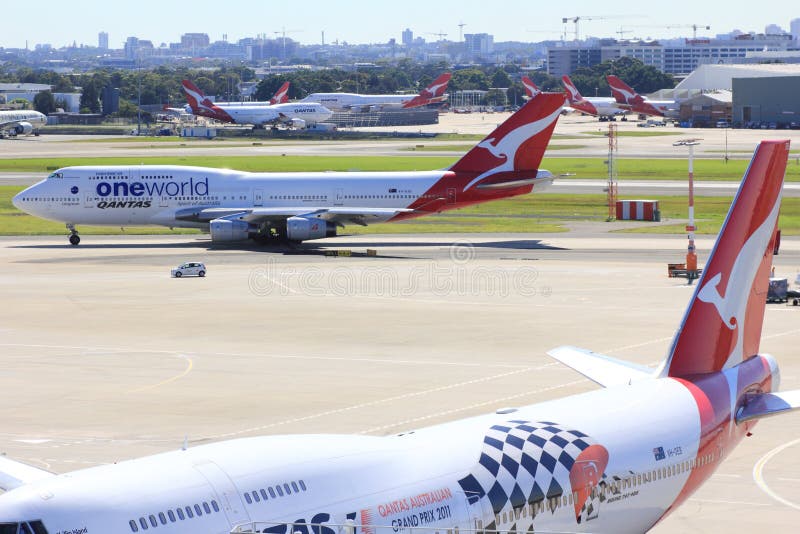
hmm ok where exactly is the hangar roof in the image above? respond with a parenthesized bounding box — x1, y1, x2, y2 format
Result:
(675, 64, 800, 91)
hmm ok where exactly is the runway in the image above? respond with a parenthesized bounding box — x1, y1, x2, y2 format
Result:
(0, 232, 798, 532)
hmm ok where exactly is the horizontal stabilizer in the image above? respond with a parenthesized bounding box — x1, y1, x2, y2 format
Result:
(475, 174, 554, 190)
(736, 390, 800, 424)
(546, 346, 653, 388)
(0, 455, 55, 491)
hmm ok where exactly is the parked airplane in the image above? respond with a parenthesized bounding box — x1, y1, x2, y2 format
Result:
(2, 140, 798, 534)
(212, 82, 292, 107)
(0, 109, 47, 138)
(521, 76, 540, 98)
(606, 75, 679, 119)
(299, 73, 451, 112)
(561, 75, 625, 120)
(13, 93, 566, 246)
(182, 80, 331, 129)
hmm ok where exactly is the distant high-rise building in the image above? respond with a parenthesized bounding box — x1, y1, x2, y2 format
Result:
(402, 28, 413, 46)
(765, 24, 786, 35)
(98, 32, 108, 50)
(464, 33, 494, 56)
(181, 33, 210, 52)
(791, 18, 800, 42)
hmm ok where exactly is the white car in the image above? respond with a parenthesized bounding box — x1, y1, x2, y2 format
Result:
(171, 262, 206, 278)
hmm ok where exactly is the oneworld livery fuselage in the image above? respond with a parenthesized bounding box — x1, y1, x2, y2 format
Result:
(2, 140, 799, 534)
(13, 93, 566, 246)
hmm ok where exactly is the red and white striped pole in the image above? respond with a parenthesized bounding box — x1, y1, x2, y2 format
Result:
(675, 139, 701, 279)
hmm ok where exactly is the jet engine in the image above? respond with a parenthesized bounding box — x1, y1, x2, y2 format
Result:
(289, 118, 306, 129)
(13, 122, 33, 135)
(286, 216, 336, 241)
(210, 218, 254, 242)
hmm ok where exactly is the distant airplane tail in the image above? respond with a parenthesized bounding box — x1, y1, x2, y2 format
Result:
(560, 75, 584, 104)
(661, 140, 790, 377)
(448, 92, 564, 189)
(181, 80, 232, 122)
(521, 76, 540, 98)
(606, 75, 639, 105)
(270, 82, 291, 104)
(402, 73, 452, 108)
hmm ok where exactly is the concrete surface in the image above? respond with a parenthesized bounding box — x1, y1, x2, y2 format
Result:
(0, 232, 798, 533)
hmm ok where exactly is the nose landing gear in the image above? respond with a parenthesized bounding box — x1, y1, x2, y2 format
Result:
(67, 224, 80, 246)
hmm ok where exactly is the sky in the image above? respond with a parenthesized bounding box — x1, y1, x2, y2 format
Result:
(2, 0, 798, 49)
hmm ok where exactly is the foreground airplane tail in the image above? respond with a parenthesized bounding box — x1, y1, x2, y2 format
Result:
(521, 76, 540, 98)
(448, 92, 564, 183)
(402, 73, 452, 108)
(662, 140, 789, 377)
(270, 81, 290, 104)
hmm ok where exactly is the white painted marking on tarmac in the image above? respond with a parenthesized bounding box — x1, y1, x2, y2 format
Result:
(203, 363, 562, 441)
(14, 439, 51, 444)
(360, 378, 588, 435)
(689, 498, 772, 507)
(0, 343, 526, 369)
(753, 437, 800, 511)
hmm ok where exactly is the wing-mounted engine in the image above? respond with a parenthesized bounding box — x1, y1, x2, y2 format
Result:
(289, 118, 306, 129)
(210, 217, 257, 242)
(286, 216, 337, 241)
(13, 122, 33, 135)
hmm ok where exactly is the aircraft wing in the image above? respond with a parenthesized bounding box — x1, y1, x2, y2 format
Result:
(736, 390, 800, 423)
(177, 207, 414, 227)
(546, 346, 654, 388)
(0, 456, 56, 491)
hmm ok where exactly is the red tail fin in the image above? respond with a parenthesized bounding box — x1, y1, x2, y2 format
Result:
(449, 92, 564, 179)
(521, 76, 540, 98)
(402, 73, 451, 108)
(663, 140, 790, 377)
(606, 75, 639, 105)
(561, 75, 583, 103)
(270, 82, 290, 104)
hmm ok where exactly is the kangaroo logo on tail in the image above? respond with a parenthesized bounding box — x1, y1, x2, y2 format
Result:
(521, 76, 540, 98)
(461, 105, 563, 191)
(421, 74, 451, 97)
(270, 82, 290, 104)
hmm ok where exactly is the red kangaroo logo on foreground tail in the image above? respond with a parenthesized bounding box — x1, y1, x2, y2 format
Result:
(664, 140, 789, 377)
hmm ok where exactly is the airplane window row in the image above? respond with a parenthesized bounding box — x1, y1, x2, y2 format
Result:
(18, 198, 77, 203)
(87, 176, 177, 181)
(343, 194, 416, 200)
(483, 451, 721, 528)
(243, 479, 307, 505)
(269, 195, 328, 201)
(128, 500, 220, 532)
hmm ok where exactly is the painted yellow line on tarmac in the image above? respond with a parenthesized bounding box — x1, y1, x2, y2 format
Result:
(752, 437, 800, 511)
(127, 354, 194, 393)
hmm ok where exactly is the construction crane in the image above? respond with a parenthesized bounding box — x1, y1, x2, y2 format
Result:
(622, 24, 711, 40)
(425, 31, 448, 41)
(273, 27, 302, 59)
(562, 15, 639, 41)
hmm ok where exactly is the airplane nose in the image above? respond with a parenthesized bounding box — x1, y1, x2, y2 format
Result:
(12, 191, 24, 210)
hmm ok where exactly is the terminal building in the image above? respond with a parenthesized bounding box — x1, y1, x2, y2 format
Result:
(547, 34, 799, 76)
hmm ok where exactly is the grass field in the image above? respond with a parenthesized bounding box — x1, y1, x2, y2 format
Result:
(3, 154, 799, 183)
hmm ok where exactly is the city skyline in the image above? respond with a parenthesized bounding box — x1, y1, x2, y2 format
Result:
(2, 0, 798, 50)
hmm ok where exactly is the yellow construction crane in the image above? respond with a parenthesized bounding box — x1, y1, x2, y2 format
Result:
(562, 15, 640, 41)
(620, 24, 711, 40)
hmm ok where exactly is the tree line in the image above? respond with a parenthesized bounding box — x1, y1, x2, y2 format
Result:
(1, 58, 673, 116)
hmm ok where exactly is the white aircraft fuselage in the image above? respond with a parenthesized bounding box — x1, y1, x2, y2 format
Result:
(0, 372, 758, 533)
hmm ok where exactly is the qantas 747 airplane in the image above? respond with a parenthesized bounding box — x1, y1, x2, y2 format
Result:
(606, 75, 679, 119)
(13, 93, 566, 246)
(1, 140, 798, 533)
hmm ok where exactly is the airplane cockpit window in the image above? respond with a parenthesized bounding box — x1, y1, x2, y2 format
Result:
(47, 172, 63, 180)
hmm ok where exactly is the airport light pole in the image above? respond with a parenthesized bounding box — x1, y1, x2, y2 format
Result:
(674, 138, 702, 280)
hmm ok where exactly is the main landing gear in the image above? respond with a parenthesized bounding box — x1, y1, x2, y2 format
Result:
(67, 224, 80, 246)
